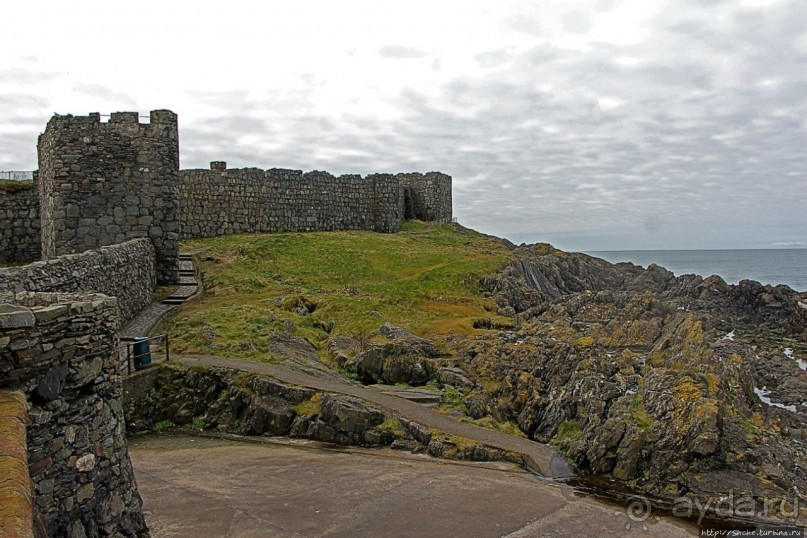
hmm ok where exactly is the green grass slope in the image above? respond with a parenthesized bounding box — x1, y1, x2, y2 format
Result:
(169, 222, 511, 360)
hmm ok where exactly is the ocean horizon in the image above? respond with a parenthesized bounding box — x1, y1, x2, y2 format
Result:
(584, 248, 807, 292)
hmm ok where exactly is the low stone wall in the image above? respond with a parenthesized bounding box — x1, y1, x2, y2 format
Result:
(0, 185, 40, 264)
(0, 389, 33, 538)
(0, 239, 155, 327)
(0, 292, 148, 537)
(179, 166, 403, 238)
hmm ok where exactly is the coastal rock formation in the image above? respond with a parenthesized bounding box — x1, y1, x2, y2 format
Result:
(124, 364, 516, 466)
(461, 244, 807, 522)
(485, 243, 806, 332)
(345, 323, 443, 385)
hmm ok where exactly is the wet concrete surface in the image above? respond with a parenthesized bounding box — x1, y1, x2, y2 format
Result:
(130, 433, 697, 537)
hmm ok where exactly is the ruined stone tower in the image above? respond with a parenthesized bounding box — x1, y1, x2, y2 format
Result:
(37, 110, 180, 284)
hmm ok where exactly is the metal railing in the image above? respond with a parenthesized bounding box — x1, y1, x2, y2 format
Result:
(0, 171, 34, 181)
(120, 334, 170, 375)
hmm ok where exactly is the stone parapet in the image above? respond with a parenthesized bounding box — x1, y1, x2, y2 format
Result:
(0, 239, 155, 327)
(179, 164, 454, 239)
(0, 292, 148, 537)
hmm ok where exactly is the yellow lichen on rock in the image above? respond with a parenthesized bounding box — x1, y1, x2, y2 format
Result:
(0, 389, 32, 538)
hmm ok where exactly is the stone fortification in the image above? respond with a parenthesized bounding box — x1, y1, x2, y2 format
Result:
(0, 183, 41, 264)
(179, 164, 404, 237)
(0, 239, 156, 327)
(37, 111, 179, 284)
(399, 172, 453, 223)
(0, 292, 148, 537)
(2, 111, 453, 267)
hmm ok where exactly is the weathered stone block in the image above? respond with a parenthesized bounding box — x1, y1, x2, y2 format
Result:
(0, 304, 35, 328)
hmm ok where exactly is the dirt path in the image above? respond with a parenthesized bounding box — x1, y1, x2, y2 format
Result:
(174, 354, 572, 477)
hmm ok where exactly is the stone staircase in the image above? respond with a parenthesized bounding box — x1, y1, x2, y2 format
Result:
(161, 254, 198, 306)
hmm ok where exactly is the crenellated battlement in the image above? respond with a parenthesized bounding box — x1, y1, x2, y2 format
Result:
(36, 110, 180, 284)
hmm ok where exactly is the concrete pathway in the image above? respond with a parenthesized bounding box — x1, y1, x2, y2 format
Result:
(175, 354, 571, 478)
(120, 254, 199, 338)
(130, 433, 697, 538)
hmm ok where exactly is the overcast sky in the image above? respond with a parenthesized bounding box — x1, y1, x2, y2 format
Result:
(1, 0, 805, 251)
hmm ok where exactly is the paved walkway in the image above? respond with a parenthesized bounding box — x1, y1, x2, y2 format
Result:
(119, 253, 199, 367)
(131, 434, 696, 537)
(174, 354, 571, 478)
(121, 303, 174, 339)
(121, 254, 199, 338)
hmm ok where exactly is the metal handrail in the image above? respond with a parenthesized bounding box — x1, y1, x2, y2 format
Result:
(120, 333, 170, 375)
(0, 171, 34, 180)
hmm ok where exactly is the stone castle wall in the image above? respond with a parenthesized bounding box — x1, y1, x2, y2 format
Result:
(179, 163, 453, 239)
(179, 165, 404, 237)
(37, 111, 179, 284)
(0, 239, 156, 327)
(0, 292, 148, 537)
(4, 110, 453, 268)
(0, 184, 41, 264)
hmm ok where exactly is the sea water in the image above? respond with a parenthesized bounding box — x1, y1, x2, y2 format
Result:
(584, 249, 807, 292)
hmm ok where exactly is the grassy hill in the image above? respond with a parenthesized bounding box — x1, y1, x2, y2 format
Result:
(168, 221, 512, 359)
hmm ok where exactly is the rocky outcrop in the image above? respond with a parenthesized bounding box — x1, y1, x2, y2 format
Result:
(485, 243, 806, 334)
(266, 331, 336, 379)
(124, 366, 414, 446)
(290, 394, 387, 446)
(345, 323, 443, 385)
(464, 246, 807, 523)
(124, 364, 520, 469)
(125, 365, 315, 437)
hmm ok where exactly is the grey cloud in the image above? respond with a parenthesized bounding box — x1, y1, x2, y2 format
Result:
(56, 1, 801, 252)
(201, 115, 268, 133)
(563, 10, 591, 34)
(379, 45, 428, 59)
(0, 67, 60, 85)
(1, 3, 802, 252)
(0, 93, 50, 113)
(73, 84, 138, 109)
(509, 15, 545, 38)
(382, 14, 806, 250)
(474, 49, 512, 69)
(0, 133, 39, 170)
